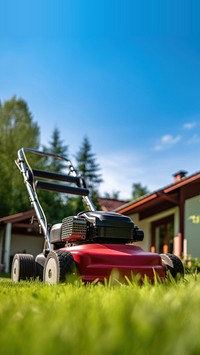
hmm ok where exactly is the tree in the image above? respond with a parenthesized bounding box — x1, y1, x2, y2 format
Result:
(67, 137, 103, 214)
(131, 182, 149, 201)
(75, 136, 103, 191)
(0, 97, 40, 216)
(38, 128, 70, 223)
(42, 127, 68, 172)
(104, 191, 120, 199)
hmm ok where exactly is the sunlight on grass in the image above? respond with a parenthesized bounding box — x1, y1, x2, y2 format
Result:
(0, 274, 199, 355)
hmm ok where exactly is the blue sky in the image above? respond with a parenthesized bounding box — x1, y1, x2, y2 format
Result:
(1, 0, 200, 199)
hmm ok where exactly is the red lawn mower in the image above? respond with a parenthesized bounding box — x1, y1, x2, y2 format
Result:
(11, 148, 184, 284)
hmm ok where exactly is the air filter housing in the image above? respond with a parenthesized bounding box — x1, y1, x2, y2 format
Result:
(61, 216, 87, 242)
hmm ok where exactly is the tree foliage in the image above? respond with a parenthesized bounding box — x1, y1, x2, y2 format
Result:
(42, 127, 68, 173)
(104, 191, 120, 199)
(76, 136, 103, 209)
(75, 136, 103, 191)
(0, 97, 40, 216)
(38, 128, 69, 223)
(131, 182, 149, 201)
(67, 137, 103, 214)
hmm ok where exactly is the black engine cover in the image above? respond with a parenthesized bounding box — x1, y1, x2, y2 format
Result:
(59, 211, 144, 244)
(79, 211, 139, 243)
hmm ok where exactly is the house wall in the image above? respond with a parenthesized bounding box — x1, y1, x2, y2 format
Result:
(0, 229, 3, 268)
(0, 229, 44, 273)
(128, 207, 179, 252)
(128, 213, 150, 251)
(185, 195, 200, 258)
(10, 234, 44, 258)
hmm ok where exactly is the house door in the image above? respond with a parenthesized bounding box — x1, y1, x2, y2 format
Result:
(151, 215, 174, 254)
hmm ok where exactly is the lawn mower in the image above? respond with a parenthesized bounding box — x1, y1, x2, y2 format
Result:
(11, 148, 184, 284)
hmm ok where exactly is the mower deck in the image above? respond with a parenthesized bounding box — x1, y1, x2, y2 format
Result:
(62, 243, 166, 283)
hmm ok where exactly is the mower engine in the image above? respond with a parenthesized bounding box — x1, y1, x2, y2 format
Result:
(50, 211, 144, 245)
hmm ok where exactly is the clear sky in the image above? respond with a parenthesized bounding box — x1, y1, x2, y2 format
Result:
(1, 0, 200, 199)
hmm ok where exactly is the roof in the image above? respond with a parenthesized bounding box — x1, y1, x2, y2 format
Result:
(0, 210, 39, 235)
(115, 171, 200, 218)
(0, 210, 36, 224)
(98, 197, 127, 211)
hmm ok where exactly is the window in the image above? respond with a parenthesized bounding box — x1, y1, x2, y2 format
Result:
(151, 215, 174, 254)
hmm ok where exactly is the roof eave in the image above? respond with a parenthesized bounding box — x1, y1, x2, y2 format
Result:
(115, 171, 200, 214)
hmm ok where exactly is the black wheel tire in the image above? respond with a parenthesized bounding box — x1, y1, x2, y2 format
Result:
(161, 253, 184, 279)
(35, 253, 46, 281)
(11, 254, 35, 282)
(43, 250, 76, 285)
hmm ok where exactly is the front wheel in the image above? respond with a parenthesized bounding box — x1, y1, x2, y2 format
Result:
(43, 250, 76, 285)
(161, 253, 184, 279)
(11, 254, 35, 282)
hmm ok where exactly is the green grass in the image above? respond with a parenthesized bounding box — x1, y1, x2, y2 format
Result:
(0, 275, 200, 355)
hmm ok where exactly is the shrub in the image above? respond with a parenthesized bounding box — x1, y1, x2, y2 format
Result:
(182, 255, 200, 274)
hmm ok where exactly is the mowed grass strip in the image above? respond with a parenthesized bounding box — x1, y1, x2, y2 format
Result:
(0, 275, 199, 355)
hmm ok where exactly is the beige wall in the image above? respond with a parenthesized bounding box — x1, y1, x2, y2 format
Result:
(0, 229, 3, 265)
(128, 213, 150, 251)
(10, 234, 44, 257)
(129, 207, 179, 252)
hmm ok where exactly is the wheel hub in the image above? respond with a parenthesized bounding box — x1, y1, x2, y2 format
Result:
(44, 257, 58, 284)
(48, 269, 52, 279)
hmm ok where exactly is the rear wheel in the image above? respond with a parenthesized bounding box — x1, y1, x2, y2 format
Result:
(43, 250, 76, 284)
(161, 253, 184, 279)
(11, 254, 35, 282)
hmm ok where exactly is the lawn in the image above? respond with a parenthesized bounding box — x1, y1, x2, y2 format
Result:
(0, 275, 199, 355)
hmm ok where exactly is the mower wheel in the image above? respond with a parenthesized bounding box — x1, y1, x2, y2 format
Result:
(43, 250, 76, 284)
(161, 253, 184, 279)
(11, 254, 35, 282)
(35, 253, 46, 281)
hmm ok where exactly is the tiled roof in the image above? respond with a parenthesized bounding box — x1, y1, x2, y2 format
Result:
(114, 170, 200, 215)
(99, 198, 127, 212)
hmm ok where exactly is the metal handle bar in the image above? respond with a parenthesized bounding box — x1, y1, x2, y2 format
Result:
(16, 147, 96, 251)
(32, 169, 81, 185)
(35, 180, 89, 196)
(17, 147, 95, 210)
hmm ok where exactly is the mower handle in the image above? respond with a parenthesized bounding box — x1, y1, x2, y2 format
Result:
(16, 148, 96, 251)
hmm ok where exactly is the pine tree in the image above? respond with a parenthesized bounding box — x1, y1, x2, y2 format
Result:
(43, 127, 68, 172)
(76, 136, 103, 191)
(39, 128, 70, 223)
(71, 136, 103, 211)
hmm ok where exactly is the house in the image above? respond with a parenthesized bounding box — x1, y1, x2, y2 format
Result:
(0, 210, 43, 273)
(114, 170, 200, 259)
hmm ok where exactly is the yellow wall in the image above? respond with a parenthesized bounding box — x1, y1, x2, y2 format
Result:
(128, 207, 179, 252)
